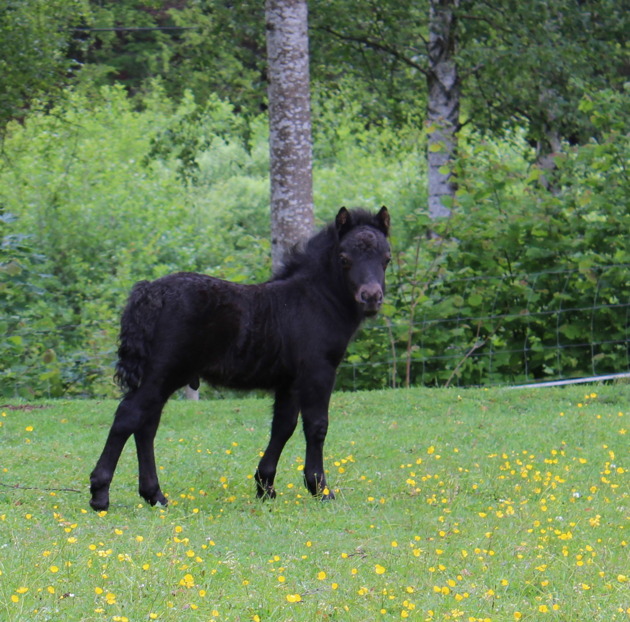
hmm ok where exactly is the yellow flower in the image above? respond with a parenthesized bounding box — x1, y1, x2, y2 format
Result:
(286, 593, 302, 603)
(317, 571, 326, 580)
(375, 564, 386, 575)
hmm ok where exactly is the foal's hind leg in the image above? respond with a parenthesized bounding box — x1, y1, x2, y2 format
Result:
(134, 410, 168, 507)
(255, 386, 300, 499)
(89, 389, 166, 511)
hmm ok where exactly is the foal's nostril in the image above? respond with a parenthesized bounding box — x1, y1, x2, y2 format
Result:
(362, 291, 381, 303)
(359, 286, 383, 306)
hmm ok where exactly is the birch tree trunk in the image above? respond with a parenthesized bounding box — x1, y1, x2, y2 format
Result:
(427, 0, 460, 221)
(266, 0, 314, 272)
(184, 385, 199, 401)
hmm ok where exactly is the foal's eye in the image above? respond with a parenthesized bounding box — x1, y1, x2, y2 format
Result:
(340, 254, 352, 269)
(383, 255, 391, 269)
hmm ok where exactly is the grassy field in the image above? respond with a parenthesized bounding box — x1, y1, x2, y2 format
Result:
(0, 385, 628, 621)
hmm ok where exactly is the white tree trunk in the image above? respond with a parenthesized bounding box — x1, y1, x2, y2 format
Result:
(266, 0, 314, 271)
(427, 0, 460, 221)
(184, 386, 199, 400)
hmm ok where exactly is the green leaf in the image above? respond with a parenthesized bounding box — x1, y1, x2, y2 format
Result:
(467, 293, 483, 307)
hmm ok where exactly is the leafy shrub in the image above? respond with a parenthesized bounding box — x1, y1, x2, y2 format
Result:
(1, 86, 627, 396)
(0, 87, 273, 397)
(340, 91, 629, 389)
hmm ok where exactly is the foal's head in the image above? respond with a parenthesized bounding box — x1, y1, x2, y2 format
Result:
(336, 206, 391, 317)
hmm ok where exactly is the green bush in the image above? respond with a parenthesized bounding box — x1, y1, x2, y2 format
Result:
(340, 90, 629, 389)
(1, 86, 627, 396)
(0, 87, 272, 397)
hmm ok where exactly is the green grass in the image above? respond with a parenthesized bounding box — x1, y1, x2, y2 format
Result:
(0, 385, 628, 621)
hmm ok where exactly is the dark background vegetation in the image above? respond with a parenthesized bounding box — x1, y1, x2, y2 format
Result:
(1, 0, 628, 397)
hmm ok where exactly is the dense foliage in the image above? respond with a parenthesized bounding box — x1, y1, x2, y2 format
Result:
(343, 87, 630, 389)
(1, 1, 628, 397)
(1, 84, 628, 397)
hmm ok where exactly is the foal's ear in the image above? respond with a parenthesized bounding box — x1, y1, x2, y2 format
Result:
(374, 206, 390, 236)
(335, 206, 352, 237)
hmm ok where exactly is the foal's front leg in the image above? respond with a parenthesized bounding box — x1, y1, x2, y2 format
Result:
(255, 386, 300, 499)
(300, 373, 336, 500)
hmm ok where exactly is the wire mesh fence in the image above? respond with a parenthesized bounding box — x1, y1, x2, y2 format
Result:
(2, 264, 629, 397)
(337, 263, 630, 390)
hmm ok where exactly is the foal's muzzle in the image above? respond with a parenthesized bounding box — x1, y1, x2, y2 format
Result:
(356, 284, 384, 316)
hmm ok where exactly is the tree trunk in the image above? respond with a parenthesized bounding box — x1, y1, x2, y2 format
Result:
(266, 0, 314, 272)
(427, 0, 460, 221)
(184, 386, 199, 400)
(536, 89, 563, 194)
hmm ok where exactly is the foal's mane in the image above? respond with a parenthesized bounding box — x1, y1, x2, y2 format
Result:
(271, 209, 380, 282)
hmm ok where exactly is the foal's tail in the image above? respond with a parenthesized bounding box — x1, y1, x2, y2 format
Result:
(115, 280, 162, 392)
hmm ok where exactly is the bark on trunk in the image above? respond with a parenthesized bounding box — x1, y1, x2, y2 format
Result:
(184, 386, 199, 400)
(266, 0, 314, 272)
(536, 89, 563, 194)
(427, 0, 460, 221)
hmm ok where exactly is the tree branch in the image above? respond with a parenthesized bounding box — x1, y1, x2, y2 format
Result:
(444, 321, 503, 388)
(315, 26, 429, 76)
(0, 481, 82, 494)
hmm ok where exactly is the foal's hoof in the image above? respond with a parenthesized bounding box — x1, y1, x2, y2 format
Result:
(255, 471, 277, 500)
(256, 485, 277, 500)
(143, 490, 168, 507)
(320, 488, 335, 501)
(89, 496, 110, 512)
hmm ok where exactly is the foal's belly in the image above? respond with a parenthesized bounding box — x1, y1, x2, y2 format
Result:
(200, 358, 287, 392)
